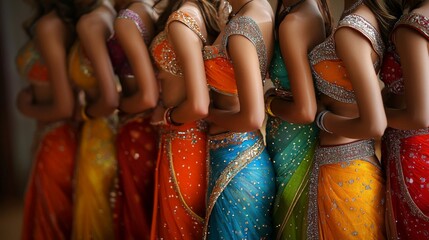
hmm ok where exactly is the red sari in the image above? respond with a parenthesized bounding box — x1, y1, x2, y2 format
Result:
(22, 122, 77, 240)
(380, 12, 429, 239)
(114, 115, 157, 239)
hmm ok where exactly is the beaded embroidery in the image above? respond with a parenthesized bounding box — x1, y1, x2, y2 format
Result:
(383, 128, 429, 223)
(306, 139, 378, 239)
(309, 14, 385, 104)
(117, 9, 150, 44)
(208, 130, 261, 150)
(150, 11, 207, 77)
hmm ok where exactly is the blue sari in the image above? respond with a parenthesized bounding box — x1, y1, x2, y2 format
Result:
(266, 42, 318, 240)
(204, 131, 275, 239)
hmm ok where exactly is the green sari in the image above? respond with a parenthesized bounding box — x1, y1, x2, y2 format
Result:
(265, 42, 318, 240)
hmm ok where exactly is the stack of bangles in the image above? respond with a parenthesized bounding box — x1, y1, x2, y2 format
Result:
(164, 106, 183, 126)
(316, 110, 333, 134)
(265, 88, 293, 118)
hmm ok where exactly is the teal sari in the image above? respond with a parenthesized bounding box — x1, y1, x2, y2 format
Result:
(265, 42, 318, 240)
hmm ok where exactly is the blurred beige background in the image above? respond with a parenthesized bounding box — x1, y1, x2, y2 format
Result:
(0, 1, 343, 239)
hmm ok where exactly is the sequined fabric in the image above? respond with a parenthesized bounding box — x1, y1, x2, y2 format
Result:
(306, 140, 386, 240)
(309, 14, 385, 104)
(265, 41, 319, 240)
(151, 121, 208, 239)
(113, 115, 157, 240)
(382, 128, 429, 239)
(202, 16, 268, 96)
(204, 131, 275, 239)
(150, 11, 207, 77)
(107, 8, 151, 78)
(16, 41, 49, 84)
(22, 122, 77, 240)
(72, 118, 117, 240)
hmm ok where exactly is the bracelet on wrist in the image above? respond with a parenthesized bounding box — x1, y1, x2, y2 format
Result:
(164, 107, 183, 126)
(81, 105, 92, 121)
(265, 96, 276, 117)
(316, 110, 333, 134)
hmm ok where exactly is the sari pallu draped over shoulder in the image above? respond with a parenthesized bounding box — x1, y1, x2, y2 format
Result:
(22, 122, 77, 240)
(150, 121, 208, 240)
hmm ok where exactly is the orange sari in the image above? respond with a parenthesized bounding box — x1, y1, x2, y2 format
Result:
(150, 121, 207, 239)
(22, 122, 77, 240)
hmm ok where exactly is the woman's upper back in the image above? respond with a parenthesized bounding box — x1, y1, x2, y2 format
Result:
(309, 13, 385, 104)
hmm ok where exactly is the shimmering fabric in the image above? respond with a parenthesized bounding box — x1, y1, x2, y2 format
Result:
(382, 128, 429, 239)
(72, 118, 117, 240)
(307, 140, 386, 240)
(203, 16, 267, 96)
(265, 42, 318, 240)
(22, 122, 77, 240)
(151, 121, 208, 239)
(309, 14, 385, 104)
(68, 41, 97, 91)
(205, 131, 275, 239)
(150, 11, 207, 77)
(107, 8, 150, 78)
(379, 13, 429, 238)
(16, 41, 49, 84)
(113, 115, 157, 240)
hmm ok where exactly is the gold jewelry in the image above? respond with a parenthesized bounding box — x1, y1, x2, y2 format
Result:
(265, 96, 276, 117)
(81, 106, 92, 121)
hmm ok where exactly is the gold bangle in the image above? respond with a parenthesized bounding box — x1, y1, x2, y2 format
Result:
(265, 96, 276, 117)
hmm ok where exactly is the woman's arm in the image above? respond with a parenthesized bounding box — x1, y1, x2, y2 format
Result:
(207, 34, 266, 132)
(269, 14, 319, 124)
(114, 8, 158, 114)
(322, 26, 387, 138)
(76, 4, 119, 117)
(165, 18, 210, 123)
(385, 26, 429, 129)
(16, 11, 74, 122)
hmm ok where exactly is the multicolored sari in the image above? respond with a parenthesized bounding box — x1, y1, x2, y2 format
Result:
(17, 40, 77, 240)
(22, 122, 77, 240)
(380, 13, 429, 239)
(150, 121, 208, 239)
(107, 8, 156, 239)
(266, 42, 318, 240)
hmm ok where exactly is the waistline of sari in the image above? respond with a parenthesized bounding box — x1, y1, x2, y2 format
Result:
(208, 130, 262, 150)
(315, 139, 378, 168)
(159, 120, 207, 140)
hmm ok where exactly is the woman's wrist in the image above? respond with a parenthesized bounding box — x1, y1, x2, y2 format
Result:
(316, 110, 333, 134)
(265, 96, 276, 117)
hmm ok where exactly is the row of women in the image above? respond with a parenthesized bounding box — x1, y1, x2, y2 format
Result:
(15, 0, 429, 238)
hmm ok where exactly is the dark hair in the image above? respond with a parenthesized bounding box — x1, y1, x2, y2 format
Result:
(275, 0, 333, 37)
(363, 0, 397, 44)
(154, 0, 220, 36)
(23, 0, 75, 38)
(74, 0, 104, 19)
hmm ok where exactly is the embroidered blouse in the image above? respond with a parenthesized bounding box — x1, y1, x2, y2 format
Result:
(150, 10, 207, 77)
(309, 14, 385, 104)
(107, 8, 151, 78)
(16, 41, 49, 85)
(202, 16, 268, 96)
(380, 12, 429, 95)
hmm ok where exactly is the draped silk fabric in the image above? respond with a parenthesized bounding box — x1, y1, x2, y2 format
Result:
(266, 42, 318, 240)
(150, 121, 207, 239)
(22, 122, 77, 240)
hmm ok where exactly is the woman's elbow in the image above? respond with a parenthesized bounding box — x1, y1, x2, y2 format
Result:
(246, 113, 265, 131)
(296, 108, 317, 124)
(367, 118, 387, 138)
